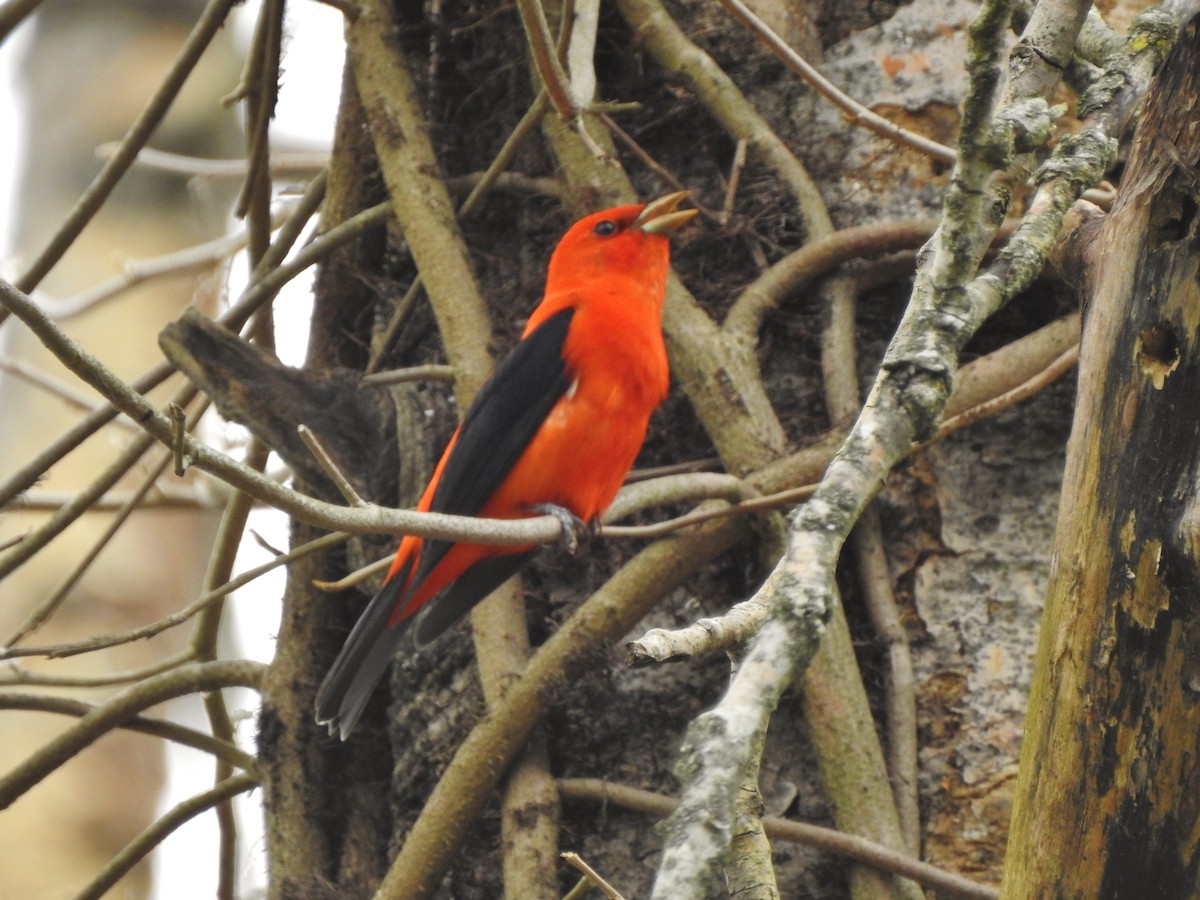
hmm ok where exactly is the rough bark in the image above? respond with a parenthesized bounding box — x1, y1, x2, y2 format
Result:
(1003, 17, 1200, 898)
(2, 0, 1152, 897)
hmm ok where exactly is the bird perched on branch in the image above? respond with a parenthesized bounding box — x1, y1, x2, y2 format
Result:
(316, 192, 697, 738)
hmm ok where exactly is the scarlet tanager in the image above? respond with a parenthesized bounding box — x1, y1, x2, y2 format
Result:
(315, 192, 697, 739)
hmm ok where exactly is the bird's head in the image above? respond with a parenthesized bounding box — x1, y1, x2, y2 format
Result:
(544, 192, 698, 290)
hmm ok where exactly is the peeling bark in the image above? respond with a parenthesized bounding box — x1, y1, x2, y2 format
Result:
(1003, 18, 1200, 898)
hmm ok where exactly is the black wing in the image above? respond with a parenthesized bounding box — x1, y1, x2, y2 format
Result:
(411, 306, 575, 586)
(412, 551, 534, 647)
(314, 308, 574, 739)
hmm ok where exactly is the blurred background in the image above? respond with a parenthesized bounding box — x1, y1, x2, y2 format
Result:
(1, 2, 339, 895)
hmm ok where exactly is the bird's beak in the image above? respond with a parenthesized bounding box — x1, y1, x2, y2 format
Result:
(634, 191, 699, 235)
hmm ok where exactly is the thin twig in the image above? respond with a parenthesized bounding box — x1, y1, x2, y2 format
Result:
(852, 506, 920, 853)
(0, 355, 131, 419)
(0, 532, 349, 661)
(928, 345, 1078, 443)
(312, 553, 391, 591)
(7, 479, 206, 511)
(359, 363, 456, 387)
(724, 218, 940, 341)
(6, 444, 176, 646)
(73, 774, 258, 900)
(0, 430, 159, 582)
(365, 279, 425, 376)
(601, 485, 814, 539)
(169, 403, 189, 475)
(515, 0, 576, 118)
(298, 425, 368, 506)
(624, 457, 722, 482)
(0, 692, 259, 774)
(598, 113, 703, 212)
(46, 202, 296, 321)
(0, 651, 194, 688)
(96, 143, 330, 178)
(561, 852, 627, 900)
(0, 362, 175, 510)
(717, 0, 954, 164)
(721, 138, 748, 225)
(558, 779, 999, 900)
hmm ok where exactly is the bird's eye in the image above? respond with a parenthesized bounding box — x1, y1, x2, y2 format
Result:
(593, 220, 618, 237)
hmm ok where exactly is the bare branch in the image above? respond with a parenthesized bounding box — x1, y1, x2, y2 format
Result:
(718, 0, 955, 165)
(0, 0, 47, 42)
(0, 652, 194, 689)
(0, 659, 263, 811)
(6, 0, 239, 304)
(46, 201, 296, 321)
(558, 779, 1000, 900)
(5, 445, 177, 646)
(0, 429, 159, 582)
(95, 143, 330, 177)
(561, 853, 627, 900)
(514, 0, 576, 118)
(74, 773, 258, 900)
(0, 532, 348, 660)
(299, 425, 367, 507)
(0, 692, 258, 773)
(358, 364, 456, 387)
(0, 355, 133, 419)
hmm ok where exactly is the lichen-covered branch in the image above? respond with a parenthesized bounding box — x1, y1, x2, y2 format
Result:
(559, 779, 1000, 899)
(628, 311, 1079, 665)
(651, 0, 1181, 892)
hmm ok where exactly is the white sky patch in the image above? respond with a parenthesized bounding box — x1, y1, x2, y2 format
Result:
(0, 25, 29, 267)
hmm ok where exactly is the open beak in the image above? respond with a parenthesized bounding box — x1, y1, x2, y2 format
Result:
(634, 191, 699, 235)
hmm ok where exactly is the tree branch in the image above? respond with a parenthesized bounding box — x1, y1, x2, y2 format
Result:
(0, 660, 263, 811)
(73, 773, 258, 900)
(6, 0, 239, 303)
(0, 692, 258, 774)
(559, 778, 999, 900)
(650, 0, 1156, 890)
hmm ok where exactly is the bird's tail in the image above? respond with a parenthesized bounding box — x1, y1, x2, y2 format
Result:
(315, 560, 414, 741)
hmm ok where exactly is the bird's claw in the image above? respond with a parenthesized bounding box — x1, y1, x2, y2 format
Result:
(533, 503, 593, 556)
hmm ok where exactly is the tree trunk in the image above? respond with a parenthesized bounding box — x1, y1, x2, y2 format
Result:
(1002, 18, 1200, 898)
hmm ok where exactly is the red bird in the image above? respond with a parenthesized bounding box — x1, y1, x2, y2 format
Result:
(316, 193, 697, 738)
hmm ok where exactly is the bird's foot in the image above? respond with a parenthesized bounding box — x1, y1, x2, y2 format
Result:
(532, 503, 594, 556)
